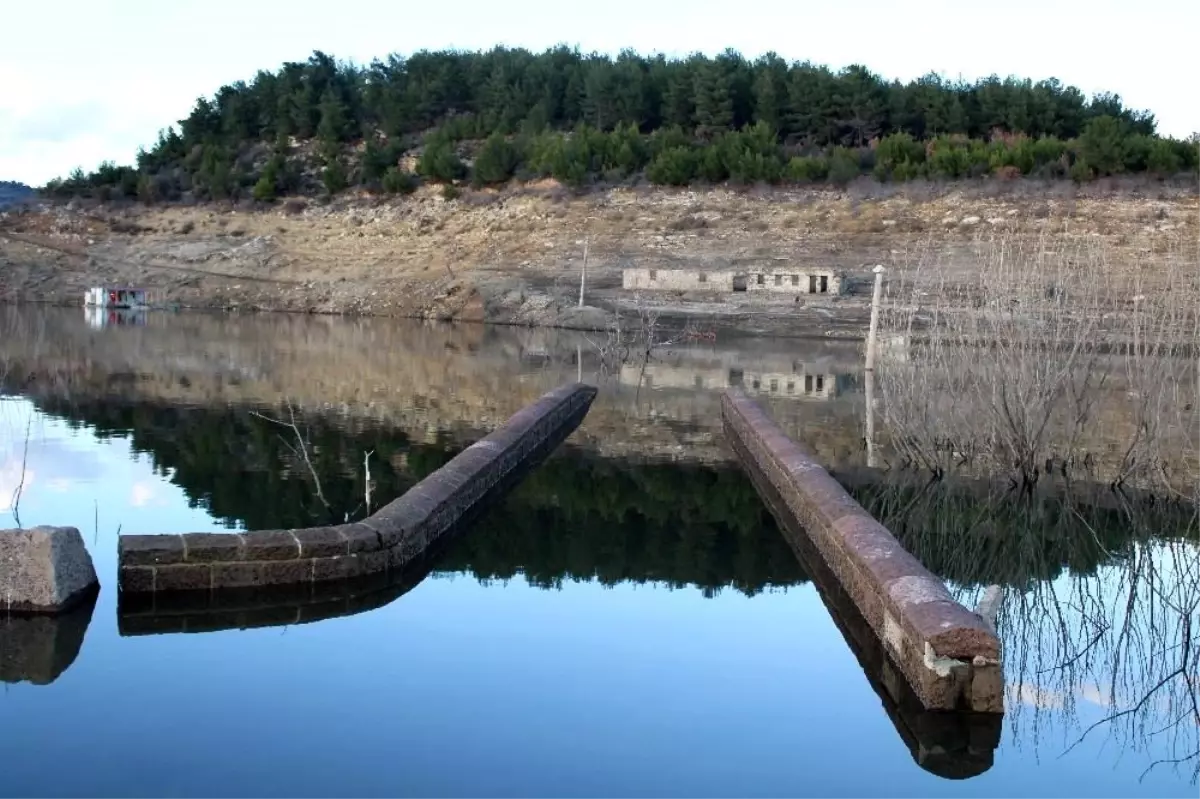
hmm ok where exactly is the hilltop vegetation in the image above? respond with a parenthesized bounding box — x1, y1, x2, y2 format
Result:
(0, 180, 33, 209)
(43, 47, 1199, 203)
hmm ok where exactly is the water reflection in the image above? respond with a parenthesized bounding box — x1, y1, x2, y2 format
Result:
(117, 543, 441, 636)
(2, 307, 1198, 794)
(856, 478, 1200, 786)
(743, 449, 1003, 780)
(0, 589, 98, 685)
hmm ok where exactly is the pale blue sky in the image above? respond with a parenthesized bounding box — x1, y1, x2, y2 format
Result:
(2, 0, 1196, 186)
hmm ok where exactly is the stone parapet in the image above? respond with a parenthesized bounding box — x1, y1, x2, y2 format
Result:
(118, 382, 597, 596)
(722, 389, 1003, 713)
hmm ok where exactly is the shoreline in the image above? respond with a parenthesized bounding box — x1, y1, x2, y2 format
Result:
(2, 182, 1195, 341)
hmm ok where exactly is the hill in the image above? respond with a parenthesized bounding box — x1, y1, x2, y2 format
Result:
(42, 47, 1198, 204)
(0, 181, 33, 209)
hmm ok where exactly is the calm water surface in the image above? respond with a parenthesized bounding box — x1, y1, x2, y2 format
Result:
(0, 308, 1196, 797)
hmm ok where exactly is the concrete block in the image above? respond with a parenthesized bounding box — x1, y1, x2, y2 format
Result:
(0, 526, 100, 614)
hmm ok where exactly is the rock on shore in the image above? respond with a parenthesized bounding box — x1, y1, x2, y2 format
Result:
(0, 526, 99, 613)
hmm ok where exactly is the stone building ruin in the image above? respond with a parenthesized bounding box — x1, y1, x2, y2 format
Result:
(619, 362, 847, 401)
(622, 267, 844, 296)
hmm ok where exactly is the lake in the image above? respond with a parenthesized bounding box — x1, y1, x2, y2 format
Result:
(1, 307, 1197, 797)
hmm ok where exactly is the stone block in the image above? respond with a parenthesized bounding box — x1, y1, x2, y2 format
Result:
(240, 530, 300, 561)
(118, 566, 156, 593)
(182, 532, 244, 563)
(154, 563, 212, 592)
(119, 533, 185, 566)
(341, 523, 384, 554)
(0, 526, 100, 613)
(293, 527, 347, 559)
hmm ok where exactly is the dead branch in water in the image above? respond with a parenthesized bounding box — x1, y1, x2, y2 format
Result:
(250, 402, 332, 513)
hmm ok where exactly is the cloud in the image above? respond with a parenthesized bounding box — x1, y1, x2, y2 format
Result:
(0, 457, 33, 513)
(130, 481, 158, 508)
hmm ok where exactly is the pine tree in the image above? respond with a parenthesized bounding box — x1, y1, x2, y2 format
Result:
(317, 88, 349, 143)
(693, 61, 733, 139)
(662, 68, 695, 131)
(359, 137, 389, 186)
(753, 69, 783, 133)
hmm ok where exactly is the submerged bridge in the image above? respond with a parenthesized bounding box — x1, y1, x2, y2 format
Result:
(722, 389, 1004, 715)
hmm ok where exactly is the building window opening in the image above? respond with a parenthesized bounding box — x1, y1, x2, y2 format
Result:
(819, 275, 829, 293)
(649, 269, 657, 280)
(698, 272, 707, 283)
(815, 375, 825, 392)
(786, 381, 794, 393)
(756, 274, 765, 285)
(774, 274, 783, 286)
(805, 374, 814, 393)
(791, 274, 799, 286)
(808, 275, 818, 293)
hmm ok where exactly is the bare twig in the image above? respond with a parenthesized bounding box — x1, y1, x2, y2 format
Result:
(250, 403, 331, 512)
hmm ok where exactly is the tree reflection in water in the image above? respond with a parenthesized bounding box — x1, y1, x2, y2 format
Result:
(15, 394, 1200, 782)
(856, 477, 1199, 785)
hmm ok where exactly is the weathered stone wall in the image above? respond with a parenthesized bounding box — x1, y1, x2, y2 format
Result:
(118, 382, 597, 595)
(745, 268, 843, 295)
(721, 389, 1003, 713)
(745, 453, 1000, 777)
(622, 268, 735, 292)
(118, 542, 441, 636)
(621, 267, 844, 295)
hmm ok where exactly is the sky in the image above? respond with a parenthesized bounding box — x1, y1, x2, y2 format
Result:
(2, 0, 1197, 187)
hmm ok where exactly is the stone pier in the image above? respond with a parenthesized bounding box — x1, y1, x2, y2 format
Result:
(744, 451, 1000, 778)
(118, 382, 597, 597)
(722, 389, 1003, 713)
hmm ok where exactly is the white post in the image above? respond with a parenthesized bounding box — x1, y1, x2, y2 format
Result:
(578, 235, 589, 308)
(1132, 294, 1144, 359)
(865, 264, 885, 373)
(865, 265, 884, 468)
(364, 450, 374, 516)
(865, 367, 878, 469)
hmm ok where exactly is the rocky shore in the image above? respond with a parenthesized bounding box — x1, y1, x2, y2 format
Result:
(1, 180, 1194, 338)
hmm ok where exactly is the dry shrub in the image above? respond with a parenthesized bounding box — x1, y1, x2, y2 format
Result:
(874, 230, 1199, 498)
(667, 214, 708, 231)
(178, 220, 195, 234)
(110, 219, 145, 235)
(460, 190, 499, 208)
(282, 199, 308, 215)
